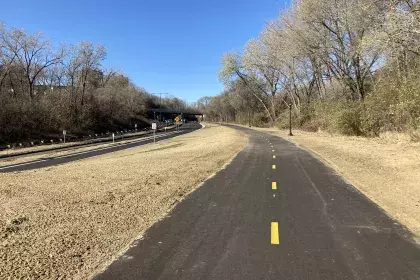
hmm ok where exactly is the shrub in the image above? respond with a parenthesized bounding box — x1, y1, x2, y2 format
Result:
(336, 102, 364, 136)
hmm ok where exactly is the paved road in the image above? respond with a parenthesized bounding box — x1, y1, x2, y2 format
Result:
(0, 123, 201, 173)
(95, 124, 420, 280)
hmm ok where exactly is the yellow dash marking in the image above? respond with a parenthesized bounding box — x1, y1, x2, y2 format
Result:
(272, 182, 277, 190)
(272, 150, 275, 152)
(272, 165, 276, 170)
(271, 222, 280, 245)
(273, 155, 276, 159)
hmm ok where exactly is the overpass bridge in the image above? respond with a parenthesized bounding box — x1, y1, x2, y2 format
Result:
(149, 108, 203, 115)
(148, 108, 204, 121)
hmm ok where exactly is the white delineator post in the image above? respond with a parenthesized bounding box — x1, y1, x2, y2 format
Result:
(63, 130, 66, 143)
(152, 122, 157, 143)
(112, 133, 115, 143)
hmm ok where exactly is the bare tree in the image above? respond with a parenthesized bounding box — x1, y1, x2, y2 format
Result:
(77, 42, 106, 105)
(286, 0, 386, 100)
(0, 23, 182, 144)
(219, 52, 277, 123)
(2, 28, 65, 98)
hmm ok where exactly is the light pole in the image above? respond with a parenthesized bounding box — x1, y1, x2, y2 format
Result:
(288, 103, 293, 136)
(158, 93, 169, 107)
(153, 93, 169, 121)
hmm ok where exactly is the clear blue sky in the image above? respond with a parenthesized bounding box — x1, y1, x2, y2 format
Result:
(1, 0, 288, 102)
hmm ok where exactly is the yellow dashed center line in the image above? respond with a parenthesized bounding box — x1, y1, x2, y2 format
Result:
(273, 155, 276, 159)
(272, 165, 276, 170)
(272, 182, 277, 190)
(272, 149, 275, 152)
(271, 222, 280, 245)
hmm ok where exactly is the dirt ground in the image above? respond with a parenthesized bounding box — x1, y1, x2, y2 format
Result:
(239, 124, 420, 239)
(0, 123, 247, 279)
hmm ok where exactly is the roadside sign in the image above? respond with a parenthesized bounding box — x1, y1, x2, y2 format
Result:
(63, 130, 66, 135)
(151, 123, 157, 143)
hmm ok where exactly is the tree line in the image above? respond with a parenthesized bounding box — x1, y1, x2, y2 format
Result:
(200, 0, 420, 138)
(0, 23, 189, 145)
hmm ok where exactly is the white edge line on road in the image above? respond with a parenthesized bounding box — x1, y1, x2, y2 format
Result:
(53, 124, 201, 160)
(0, 159, 48, 170)
(0, 124, 202, 170)
(52, 131, 180, 159)
(0, 131, 182, 170)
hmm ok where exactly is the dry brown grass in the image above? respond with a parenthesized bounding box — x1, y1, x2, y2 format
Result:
(0, 123, 247, 279)
(238, 124, 420, 238)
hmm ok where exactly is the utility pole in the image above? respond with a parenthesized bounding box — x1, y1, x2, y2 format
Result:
(153, 93, 169, 122)
(289, 103, 293, 136)
(159, 93, 169, 108)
